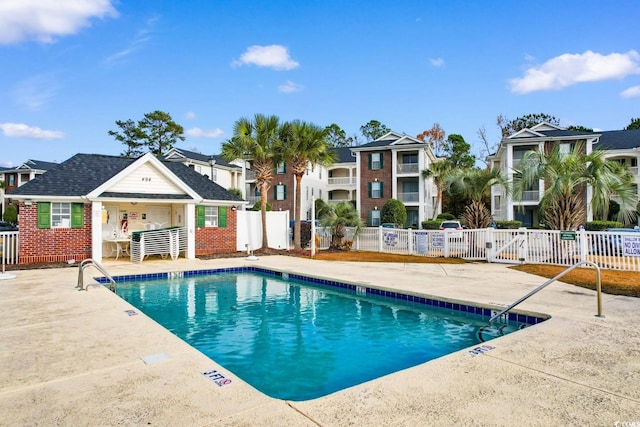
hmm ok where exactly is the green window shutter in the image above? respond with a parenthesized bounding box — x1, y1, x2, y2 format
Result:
(283, 185, 287, 200)
(37, 202, 51, 229)
(368, 154, 372, 170)
(380, 153, 384, 169)
(368, 182, 372, 198)
(71, 203, 84, 228)
(274, 186, 278, 199)
(196, 205, 205, 227)
(380, 182, 384, 198)
(283, 163, 286, 173)
(219, 206, 227, 228)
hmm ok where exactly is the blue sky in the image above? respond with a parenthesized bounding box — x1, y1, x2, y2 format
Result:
(1, 0, 639, 168)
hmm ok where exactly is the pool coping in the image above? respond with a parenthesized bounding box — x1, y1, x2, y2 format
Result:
(2, 256, 639, 426)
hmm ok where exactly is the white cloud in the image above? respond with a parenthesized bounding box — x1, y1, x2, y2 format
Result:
(186, 127, 224, 139)
(12, 73, 59, 110)
(0, 122, 65, 139)
(0, 0, 118, 45)
(510, 50, 640, 94)
(621, 85, 640, 98)
(184, 111, 197, 120)
(232, 45, 299, 70)
(105, 15, 157, 63)
(429, 58, 445, 67)
(278, 80, 303, 93)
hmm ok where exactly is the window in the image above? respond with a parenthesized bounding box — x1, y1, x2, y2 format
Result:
(369, 153, 383, 170)
(275, 184, 286, 200)
(402, 153, 417, 164)
(197, 206, 227, 227)
(52, 203, 71, 227)
(369, 181, 383, 198)
(205, 206, 218, 226)
(306, 186, 309, 201)
(210, 168, 217, 181)
(8, 174, 15, 186)
(319, 189, 322, 199)
(369, 210, 381, 226)
(319, 168, 322, 179)
(37, 202, 83, 229)
(276, 162, 286, 174)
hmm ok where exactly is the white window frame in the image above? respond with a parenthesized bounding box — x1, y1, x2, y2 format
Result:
(371, 210, 381, 226)
(276, 162, 286, 174)
(276, 184, 286, 201)
(371, 181, 382, 198)
(52, 202, 71, 228)
(371, 153, 382, 170)
(205, 206, 219, 227)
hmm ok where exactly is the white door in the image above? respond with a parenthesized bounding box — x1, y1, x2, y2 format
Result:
(146, 206, 171, 229)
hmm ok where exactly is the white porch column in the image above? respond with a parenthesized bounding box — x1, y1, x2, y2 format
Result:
(91, 201, 103, 262)
(186, 203, 196, 259)
(506, 145, 514, 221)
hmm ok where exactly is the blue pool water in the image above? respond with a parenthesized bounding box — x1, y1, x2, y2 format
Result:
(113, 268, 542, 401)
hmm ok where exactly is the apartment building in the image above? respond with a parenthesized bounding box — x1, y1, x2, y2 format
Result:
(350, 132, 439, 227)
(488, 122, 640, 227)
(1, 159, 57, 217)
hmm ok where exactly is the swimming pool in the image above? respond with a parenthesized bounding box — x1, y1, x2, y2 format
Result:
(108, 267, 546, 401)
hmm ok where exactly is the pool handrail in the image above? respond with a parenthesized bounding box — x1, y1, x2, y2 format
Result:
(489, 260, 603, 323)
(77, 258, 117, 292)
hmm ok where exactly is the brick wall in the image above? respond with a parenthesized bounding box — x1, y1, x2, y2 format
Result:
(194, 207, 238, 255)
(269, 170, 295, 213)
(359, 151, 392, 223)
(18, 202, 92, 264)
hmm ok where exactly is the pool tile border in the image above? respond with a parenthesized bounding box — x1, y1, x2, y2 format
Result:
(95, 266, 547, 326)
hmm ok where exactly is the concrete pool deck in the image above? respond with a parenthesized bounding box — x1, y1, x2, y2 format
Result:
(0, 256, 638, 426)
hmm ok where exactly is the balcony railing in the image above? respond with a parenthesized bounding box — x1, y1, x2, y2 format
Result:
(397, 163, 419, 174)
(328, 177, 356, 186)
(630, 166, 638, 176)
(522, 191, 539, 202)
(398, 192, 419, 202)
(245, 170, 256, 181)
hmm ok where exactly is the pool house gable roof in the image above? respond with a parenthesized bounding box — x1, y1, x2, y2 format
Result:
(164, 147, 241, 171)
(87, 153, 201, 201)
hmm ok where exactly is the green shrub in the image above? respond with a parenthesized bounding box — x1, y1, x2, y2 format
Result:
(381, 199, 407, 227)
(251, 201, 272, 211)
(586, 220, 623, 231)
(436, 212, 456, 220)
(421, 220, 441, 230)
(495, 220, 522, 229)
(3, 204, 17, 224)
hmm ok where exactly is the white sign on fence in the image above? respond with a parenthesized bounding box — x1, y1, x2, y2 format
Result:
(623, 235, 640, 257)
(432, 232, 444, 248)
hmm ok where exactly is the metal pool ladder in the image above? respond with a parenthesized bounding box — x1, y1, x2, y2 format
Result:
(489, 260, 603, 323)
(77, 258, 117, 292)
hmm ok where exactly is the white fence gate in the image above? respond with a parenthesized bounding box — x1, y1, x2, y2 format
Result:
(236, 210, 290, 252)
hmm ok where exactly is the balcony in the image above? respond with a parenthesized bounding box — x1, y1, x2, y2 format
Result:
(397, 163, 419, 174)
(328, 177, 356, 186)
(630, 166, 638, 176)
(521, 191, 539, 202)
(245, 170, 256, 181)
(398, 192, 419, 203)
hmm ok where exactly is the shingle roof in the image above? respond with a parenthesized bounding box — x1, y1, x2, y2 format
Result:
(165, 148, 240, 169)
(595, 129, 640, 150)
(331, 147, 356, 163)
(9, 153, 243, 202)
(537, 130, 595, 138)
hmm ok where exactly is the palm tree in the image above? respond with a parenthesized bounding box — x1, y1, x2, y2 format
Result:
(448, 168, 509, 229)
(280, 120, 336, 250)
(513, 144, 636, 230)
(421, 160, 453, 219)
(321, 201, 364, 250)
(221, 114, 282, 249)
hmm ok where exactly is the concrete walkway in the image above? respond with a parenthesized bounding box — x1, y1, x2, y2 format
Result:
(0, 256, 638, 426)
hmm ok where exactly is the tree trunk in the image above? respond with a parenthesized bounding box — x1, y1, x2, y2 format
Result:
(260, 182, 269, 249)
(293, 174, 303, 250)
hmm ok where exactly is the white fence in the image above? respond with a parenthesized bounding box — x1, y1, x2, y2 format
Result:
(317, 227, 640, 271)
(237, 210, 290, 252)
(1, 231, 19, 266)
